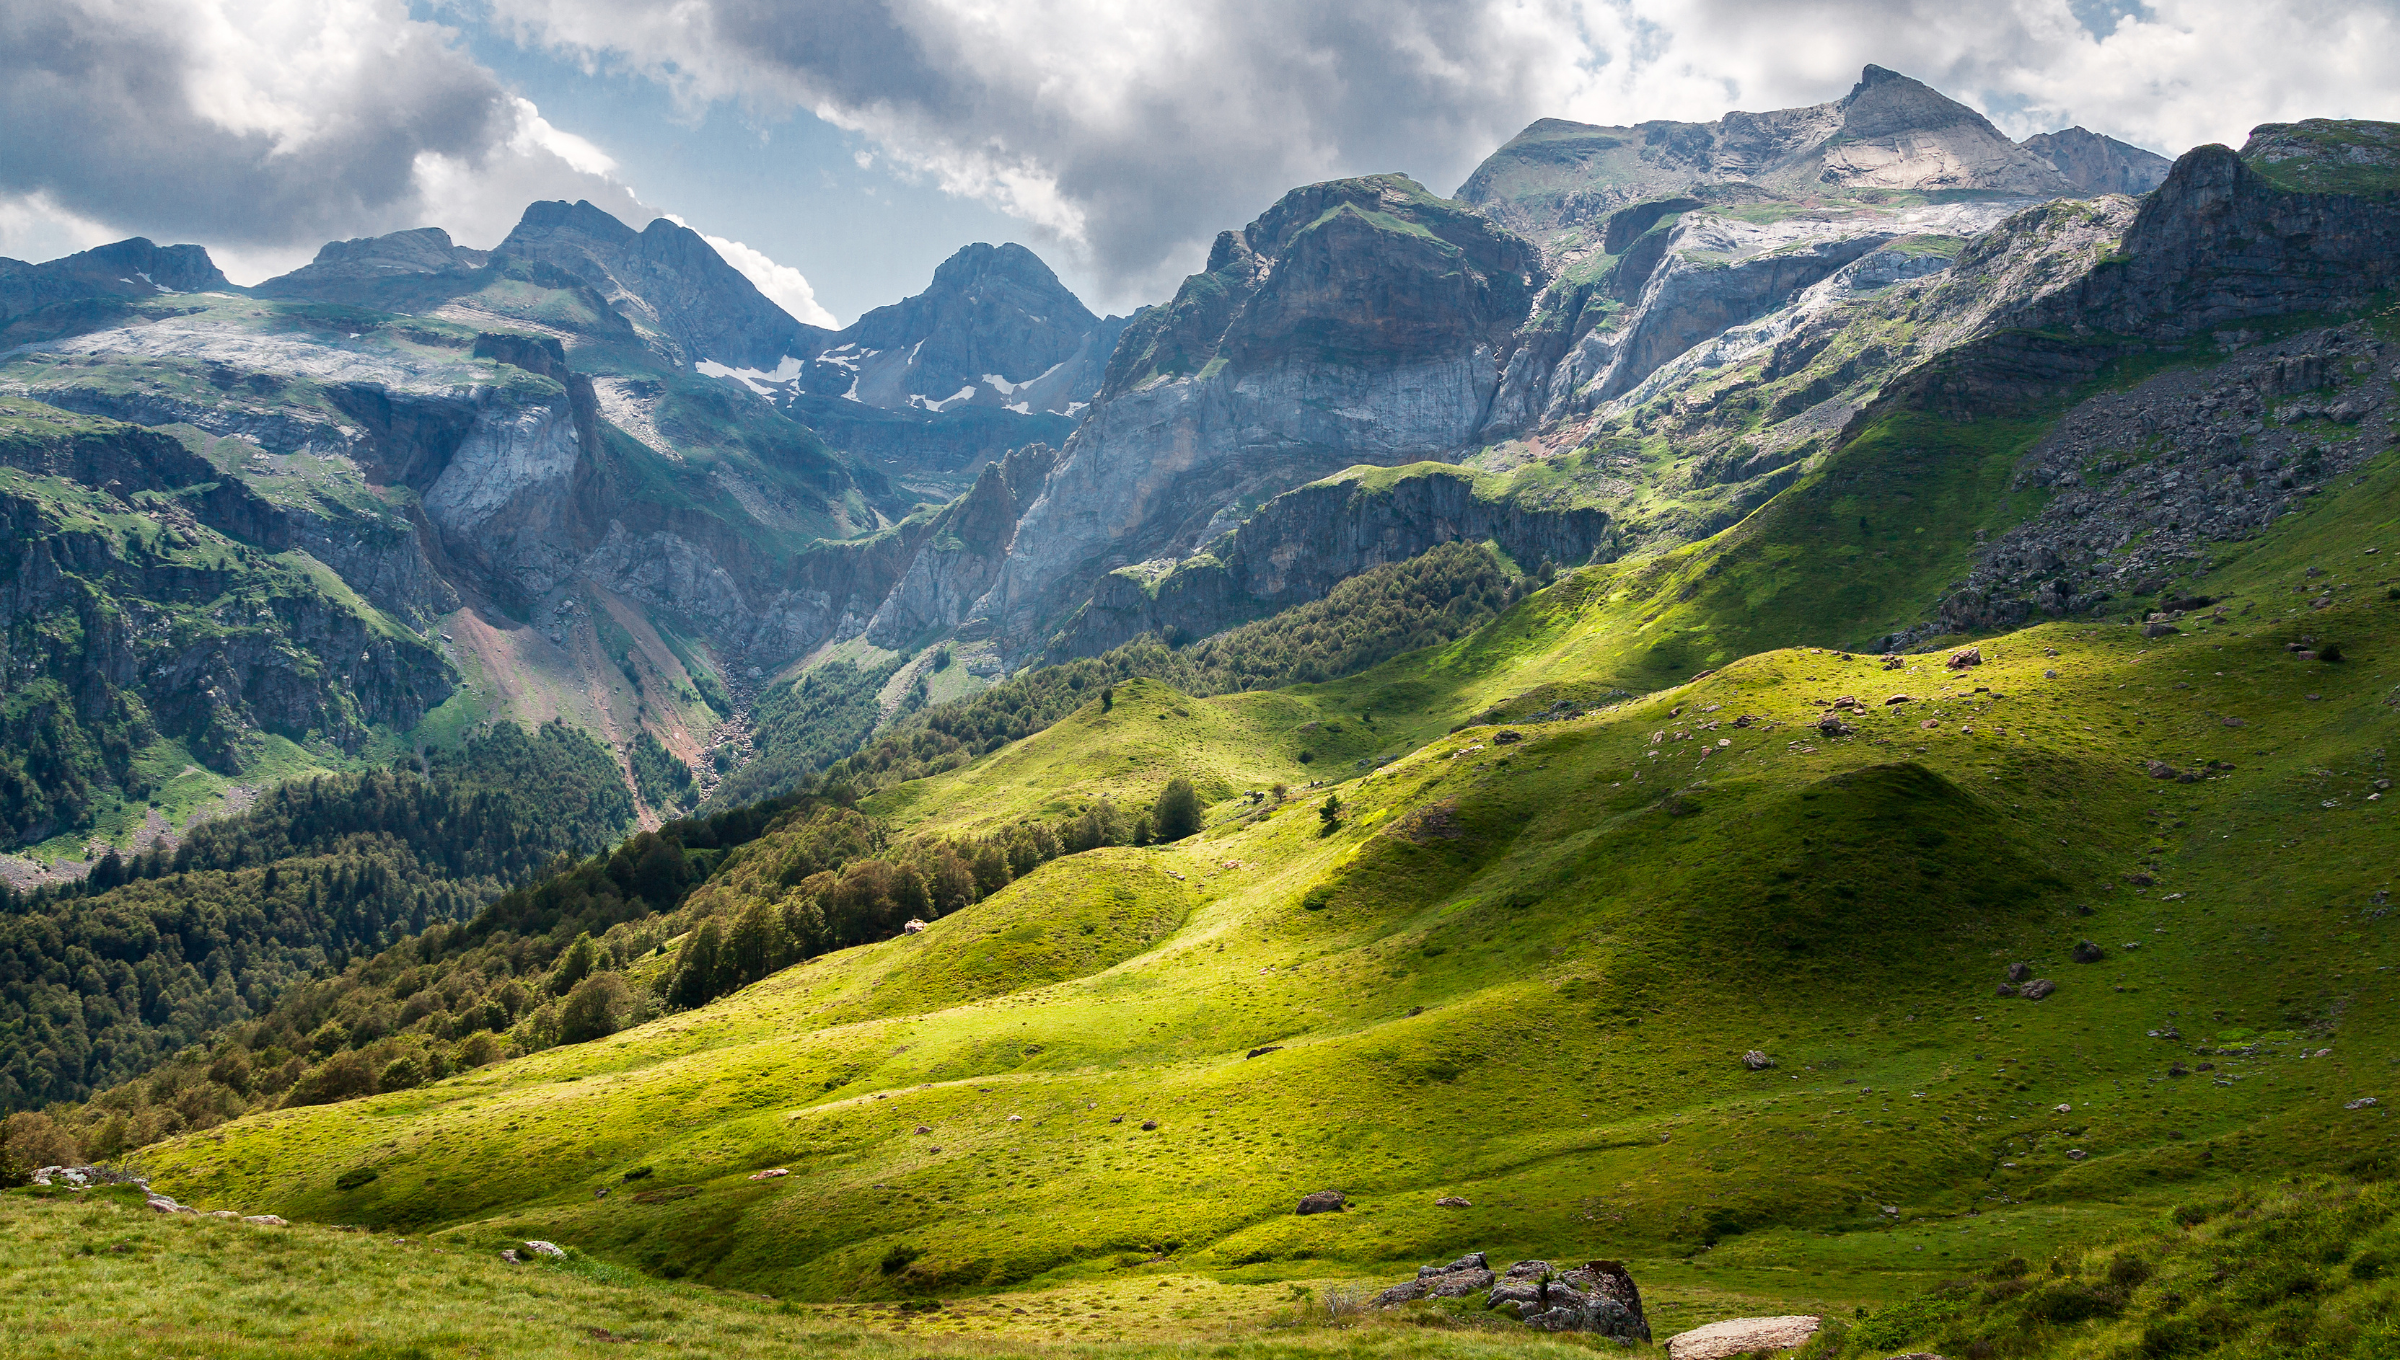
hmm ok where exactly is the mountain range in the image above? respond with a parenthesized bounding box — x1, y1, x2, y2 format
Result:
(4, 66, 2400, 1357)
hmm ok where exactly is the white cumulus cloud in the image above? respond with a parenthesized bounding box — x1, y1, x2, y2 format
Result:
(0, 0, 650, 281)
(665, 217, 840, 327)
(488, 0, 2400, 306)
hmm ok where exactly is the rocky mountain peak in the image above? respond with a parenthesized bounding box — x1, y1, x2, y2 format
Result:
(1837, 63, 1995, 137)
(1459, 66, 2076, 251)
(0, 237, 232, 326)
(2019, 127, 2174, 196)
(788, 241, 1119, 427)
(495, 200, 817, 371)
(256, 227, 489, 297)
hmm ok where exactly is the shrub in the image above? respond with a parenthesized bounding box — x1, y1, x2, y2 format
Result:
(559, 973, 632, 1045)
(1153, 779, 1202, 842)
(0, 1112, 81, 1187)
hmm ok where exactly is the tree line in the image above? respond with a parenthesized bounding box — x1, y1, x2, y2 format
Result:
(0, 720, 632, 1112)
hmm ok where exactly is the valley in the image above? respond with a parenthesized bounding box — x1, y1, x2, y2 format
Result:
(3, 56, 2398, 1360)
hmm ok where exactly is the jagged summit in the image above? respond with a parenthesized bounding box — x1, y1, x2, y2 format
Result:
(1458, 65, 2076, 247)
(255, 227, 489, 297)
(2020, 127, 2174, 195)
(495, 199, 823, 370)
(0, 238, 231, 324)
(804, 241, 1111, 415)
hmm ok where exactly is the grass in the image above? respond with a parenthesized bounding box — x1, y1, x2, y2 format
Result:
(113, 430, 2398, 1353)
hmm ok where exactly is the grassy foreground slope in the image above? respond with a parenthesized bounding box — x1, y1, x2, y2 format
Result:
(118, 434, 2399, 1356)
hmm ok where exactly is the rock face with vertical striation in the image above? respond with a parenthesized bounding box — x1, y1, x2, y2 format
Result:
(943, 173, 1543, 655)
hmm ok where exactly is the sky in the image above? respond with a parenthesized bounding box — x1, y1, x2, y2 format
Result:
(3, 0, 2397, 327)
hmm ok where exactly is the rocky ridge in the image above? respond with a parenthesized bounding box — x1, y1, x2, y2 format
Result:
(1371, 1251, 1651, 1339)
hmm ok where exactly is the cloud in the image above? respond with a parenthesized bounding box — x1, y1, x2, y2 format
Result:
(0, 0, 648, 281)
(665, 218, 840, 327)
(487, 0, 2400, 305)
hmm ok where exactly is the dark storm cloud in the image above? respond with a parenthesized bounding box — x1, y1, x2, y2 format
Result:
(0, 1, 509, 248)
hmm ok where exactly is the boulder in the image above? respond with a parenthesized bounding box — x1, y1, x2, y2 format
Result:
(2143, 621, 2181, 638)
(1420, 1251, 1490, 1277)
(1428, 1268, 1496, 1297)
(1946, 647, 1982, 670)
(241, 1215, 288, 1227)
(1435, 1196, 1472, 1208)
(1296, 1190, 1348, 1215)
(1374, 1280, 1429, 1306)
(523, 1240, 567, 1258)
(1741, 1050, 1776, 1070)
(902, 919, 928, 934)
(1493, 730, 1523, 745)
(2006, 961, 2033, 983)
(1140, 1120, 1159, 1131)
(1666, 1314, 1822, 1360)
(2021, 979, 2057, 1000)
(1502, 1258, 1555, 1279)
(2073, 940, 2105, 963)
(748, 1168, 790, 1180)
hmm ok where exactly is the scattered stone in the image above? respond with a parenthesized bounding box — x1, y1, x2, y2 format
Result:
(1996, 982, 2020, 997)
(1884, 693, 1914, 705)
(1007, 1114, 1022, 1123)
(2143, 621, 2181, 638)
(1921, 718, 1940, 730)
(2045, 668, 2061, 679)
(1946, 647, 1983, 670)
(500, 1249, 524, 1264)
(2067, 1149, 2088, 1160)
(2348, 1097, 2381, 1110)
(2169, 1063, 2190, 1077)
(1435, 1196, 1472, 1208)
(748, 1168, 790, 1180)
(241, 1215, 287, 1227)
(2073, 940, 2106, 963)
(902, 919, 927, 934)
(2054, 1104, 2073, 1114)
(2021, 979, 2057, 1000)
(1817, 714, 1855, 736)
(1493, 730, 1523, 745)
(914, 1125, 931, 1135)
(1246, 1046, 1282, 1059)
(2006, 962, 2033, 983)
(1741, 1050, 1776, 1070)
(1140, 1119, 1159, 1131)
(1666, 1315, 1821, 1360)
(1421, 1251, 1490, 1277)
(523, 1240, 567, 1258)
(1296, 1190, 1348, 1215)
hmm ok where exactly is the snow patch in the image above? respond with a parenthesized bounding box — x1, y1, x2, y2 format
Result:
(696, 355, 804, 397)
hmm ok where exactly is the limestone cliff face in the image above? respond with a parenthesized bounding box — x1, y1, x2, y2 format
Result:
(862, 442, 1059, 647)
(942, 174, 1542, 655)
(1056, 465, 1614, 658)
(2040, 131, 2400, 336)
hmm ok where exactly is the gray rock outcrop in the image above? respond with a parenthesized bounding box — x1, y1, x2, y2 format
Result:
(1665, 1314, 1821, 1360)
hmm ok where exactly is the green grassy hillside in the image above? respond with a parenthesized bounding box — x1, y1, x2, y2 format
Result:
(105, 430, 2395, 1354)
